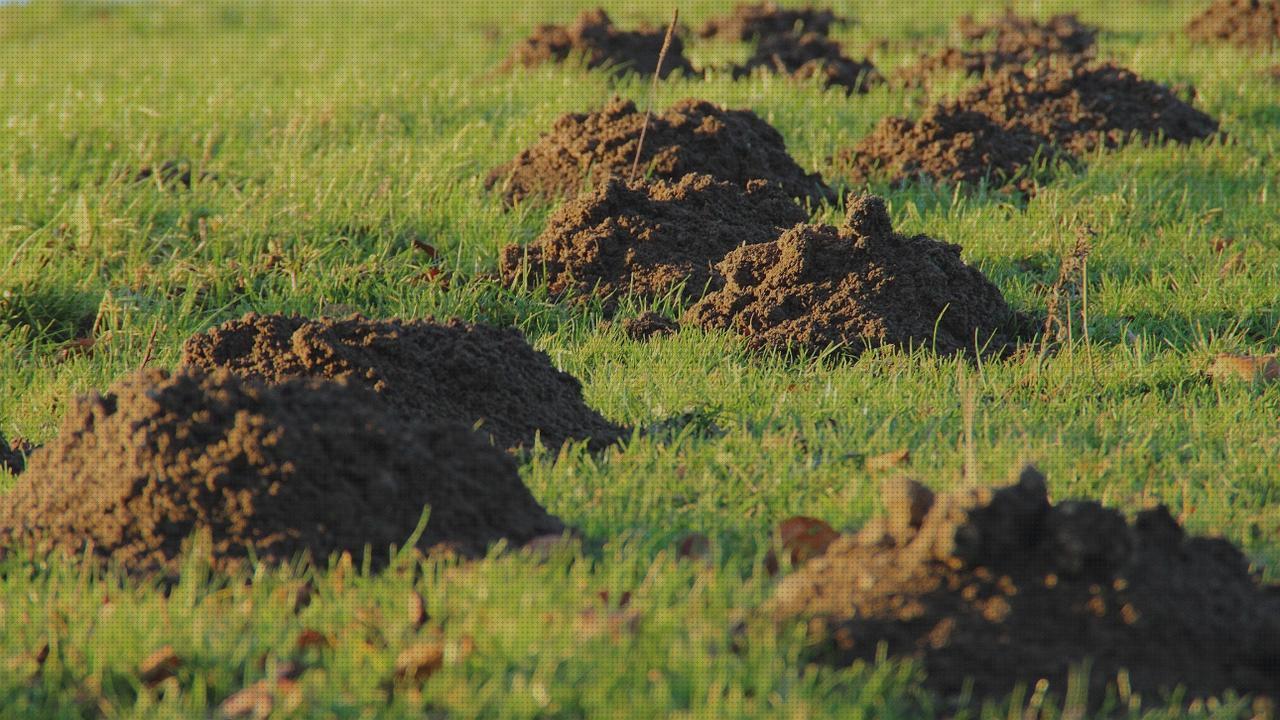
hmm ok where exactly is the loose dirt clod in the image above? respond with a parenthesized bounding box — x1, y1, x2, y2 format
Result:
(896, 11, 1097, 87)
(501, 8, 695, 78)
(683, 195, 1024, 358)
(181, 314, 625, 452)
(0, 370, 566, 573)
(1186, 0, 1280, 49)
(622, 312, 680, 340)
(500, 173, 807, 305)
(769, 466, 1280, 705)
(732, 32, 882, 94)
(486, 97, 833, 206)
(698, 3, 850, 41)
(840, 62, 1219, 190)
(0, 433, 33, 475)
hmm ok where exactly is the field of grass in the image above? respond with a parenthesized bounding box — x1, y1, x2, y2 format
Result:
(1, 0, 1278, 717)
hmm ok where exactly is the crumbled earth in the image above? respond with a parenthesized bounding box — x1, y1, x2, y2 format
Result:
(683, 195, 1024, 358)
(834, 104, 1056, 192)
(486, 97, 834, 206)
(501, 8, 694, 78)
(697, 3, 850, 41)
(1185, 0, 1280, 49)
(0, 370, 566, 574)
(622, 312, 680, 340)
(840, 62, 1219, 190)
(500, 173, 808, 305)
(769, 467, 1280, 705)
(181, 313, 625, 452)
(896, 11, 1097, 87)
(0, 433, 34, 475)
(732, 32, 882, 94)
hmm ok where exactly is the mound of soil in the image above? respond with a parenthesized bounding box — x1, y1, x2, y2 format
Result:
(486, 97, 833, 207)
(0, 370, 565, 573)
(1186, 0, 1280, 49)
(501, 8, 694, 78)
(698, 3, 850, 41)
(181, 313, 625, 452)
(682, 195, 1023, 358)
(500, 173, 808, 304)
(896, 11, 1096, 87)
(957, 62, 1221, 156)
(732, 32, 882, 94)
(834, 104, 1056, 192)
(622, 312, 680, 341)
(769, 467, 1280, 705)
(0, 433, 33, 475)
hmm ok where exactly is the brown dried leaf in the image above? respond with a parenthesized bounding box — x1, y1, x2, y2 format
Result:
(865, 448, 911, 473)
(412, 239, 438, 258)
(138, 645, 181, 686)
(1207, 354, 1279, 384)
(394, 642, 444, 683)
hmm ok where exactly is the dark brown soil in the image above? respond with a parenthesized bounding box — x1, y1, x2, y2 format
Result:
(486, 97, 833, 207)
(896, 11, 1097, 87)
(839, 62, 1219, 190)
(0, 433, 33, 475)
(769, 467, 1280, 706)
(501, 8, 694, 78)
(834, 104, 1056, 192)
(732, 32, 882, 94)
(499, 173, 808, 305)
(1186, 0, 1280, 49)
(622, 312, 680, 340)
(0, 370, 565, 574)
(697, 3, 850, 41)
(682, 195, 1023, 358)
(181, 313, 625, 453)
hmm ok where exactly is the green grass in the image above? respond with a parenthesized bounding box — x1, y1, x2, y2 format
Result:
(1, 0, 1278, 717)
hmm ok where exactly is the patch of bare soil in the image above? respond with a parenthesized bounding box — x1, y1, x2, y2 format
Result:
(769, 467, 1280, 706)
(697, 3, 850, 41)
(486, 97, 833, 207)
(1186, 0, 1280, 49)
(732, 32, 882, 94)
(500, 173, 807, 305)
(0, 370, 565, 573)
(501, 8, 694, 78)
(682, 195, 1024, 358)
(181, 313, 625, 452)
(622, 312, 680, 340)
(896, 11, 1097, 87)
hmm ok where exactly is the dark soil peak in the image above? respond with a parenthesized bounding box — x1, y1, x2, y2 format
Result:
(501, 8, 694, 78)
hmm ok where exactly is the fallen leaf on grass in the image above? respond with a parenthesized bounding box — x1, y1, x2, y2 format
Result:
(865, 448, 910, 473)
(394, 642, 444, 683)
(777, 517, 839, 564)
(138, 645, 181, 686)
(1207, 354, 1279, 384)
(218, 678, 300, 720)
(412, 239, 438, 258)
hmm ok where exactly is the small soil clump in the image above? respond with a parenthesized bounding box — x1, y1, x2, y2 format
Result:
(500, 173, 807, 305)
(769, 467, 1280, 705)
(698, 3, 850, 41)
(486, 97, 833, 207)
(501, 8, 694, 78)
(0, 370, 565, 573)
(1186, 0, 1280, 49)
(622, 312, 680, 340)
(896, 11, 1096, 87)
(732, 32, 882, 94)
(683, 195, 1023, 358)
(181, 314, 625, 452)
(0, 433, 34, 475)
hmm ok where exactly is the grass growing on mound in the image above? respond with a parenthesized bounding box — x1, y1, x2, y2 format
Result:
(1, 0, 1278, 717)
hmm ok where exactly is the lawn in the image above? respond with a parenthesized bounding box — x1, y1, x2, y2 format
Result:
(0, 0, 1277, 717)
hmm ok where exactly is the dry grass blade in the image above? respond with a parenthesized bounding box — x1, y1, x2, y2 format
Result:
(629, 9, 679, 182)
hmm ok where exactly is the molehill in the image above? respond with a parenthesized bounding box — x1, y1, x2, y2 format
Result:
(501, 8, 694, 78)
(698, 3, 850, 41)
(1185, 0, 1280, 49)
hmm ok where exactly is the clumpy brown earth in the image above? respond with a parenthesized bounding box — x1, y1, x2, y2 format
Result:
(501, 8, 694, 78)
(896, 11, 1097, 87)
(622, 312, 680, 341)
(732, 32, 882, 94)
(697, 3, 850, 41)
(500, 173, 807, 304)
(0, 370, 565, 574)
(769, 467, 1280, 706)
(683, 195, 1024, 358)
(840, 62, 1219, 190)
(486, 97, 833, 207)
(181, 313, 625, 452)
(1186, 0, 1280, 49)
(0, 433, 33, 475)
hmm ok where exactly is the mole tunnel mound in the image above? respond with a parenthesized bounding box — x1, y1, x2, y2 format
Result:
(682, 195, 1026, 359)
(0, 370, 565, 574)
(500, 8, 694, 78)
(485, 97, 833, 207)
(500, 173, 808, 306)
(1186, 0, 1280, 49)
(769, 467, 1280, 707)
(181, 314, 625, 453)
(697, 3, 850, 41)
